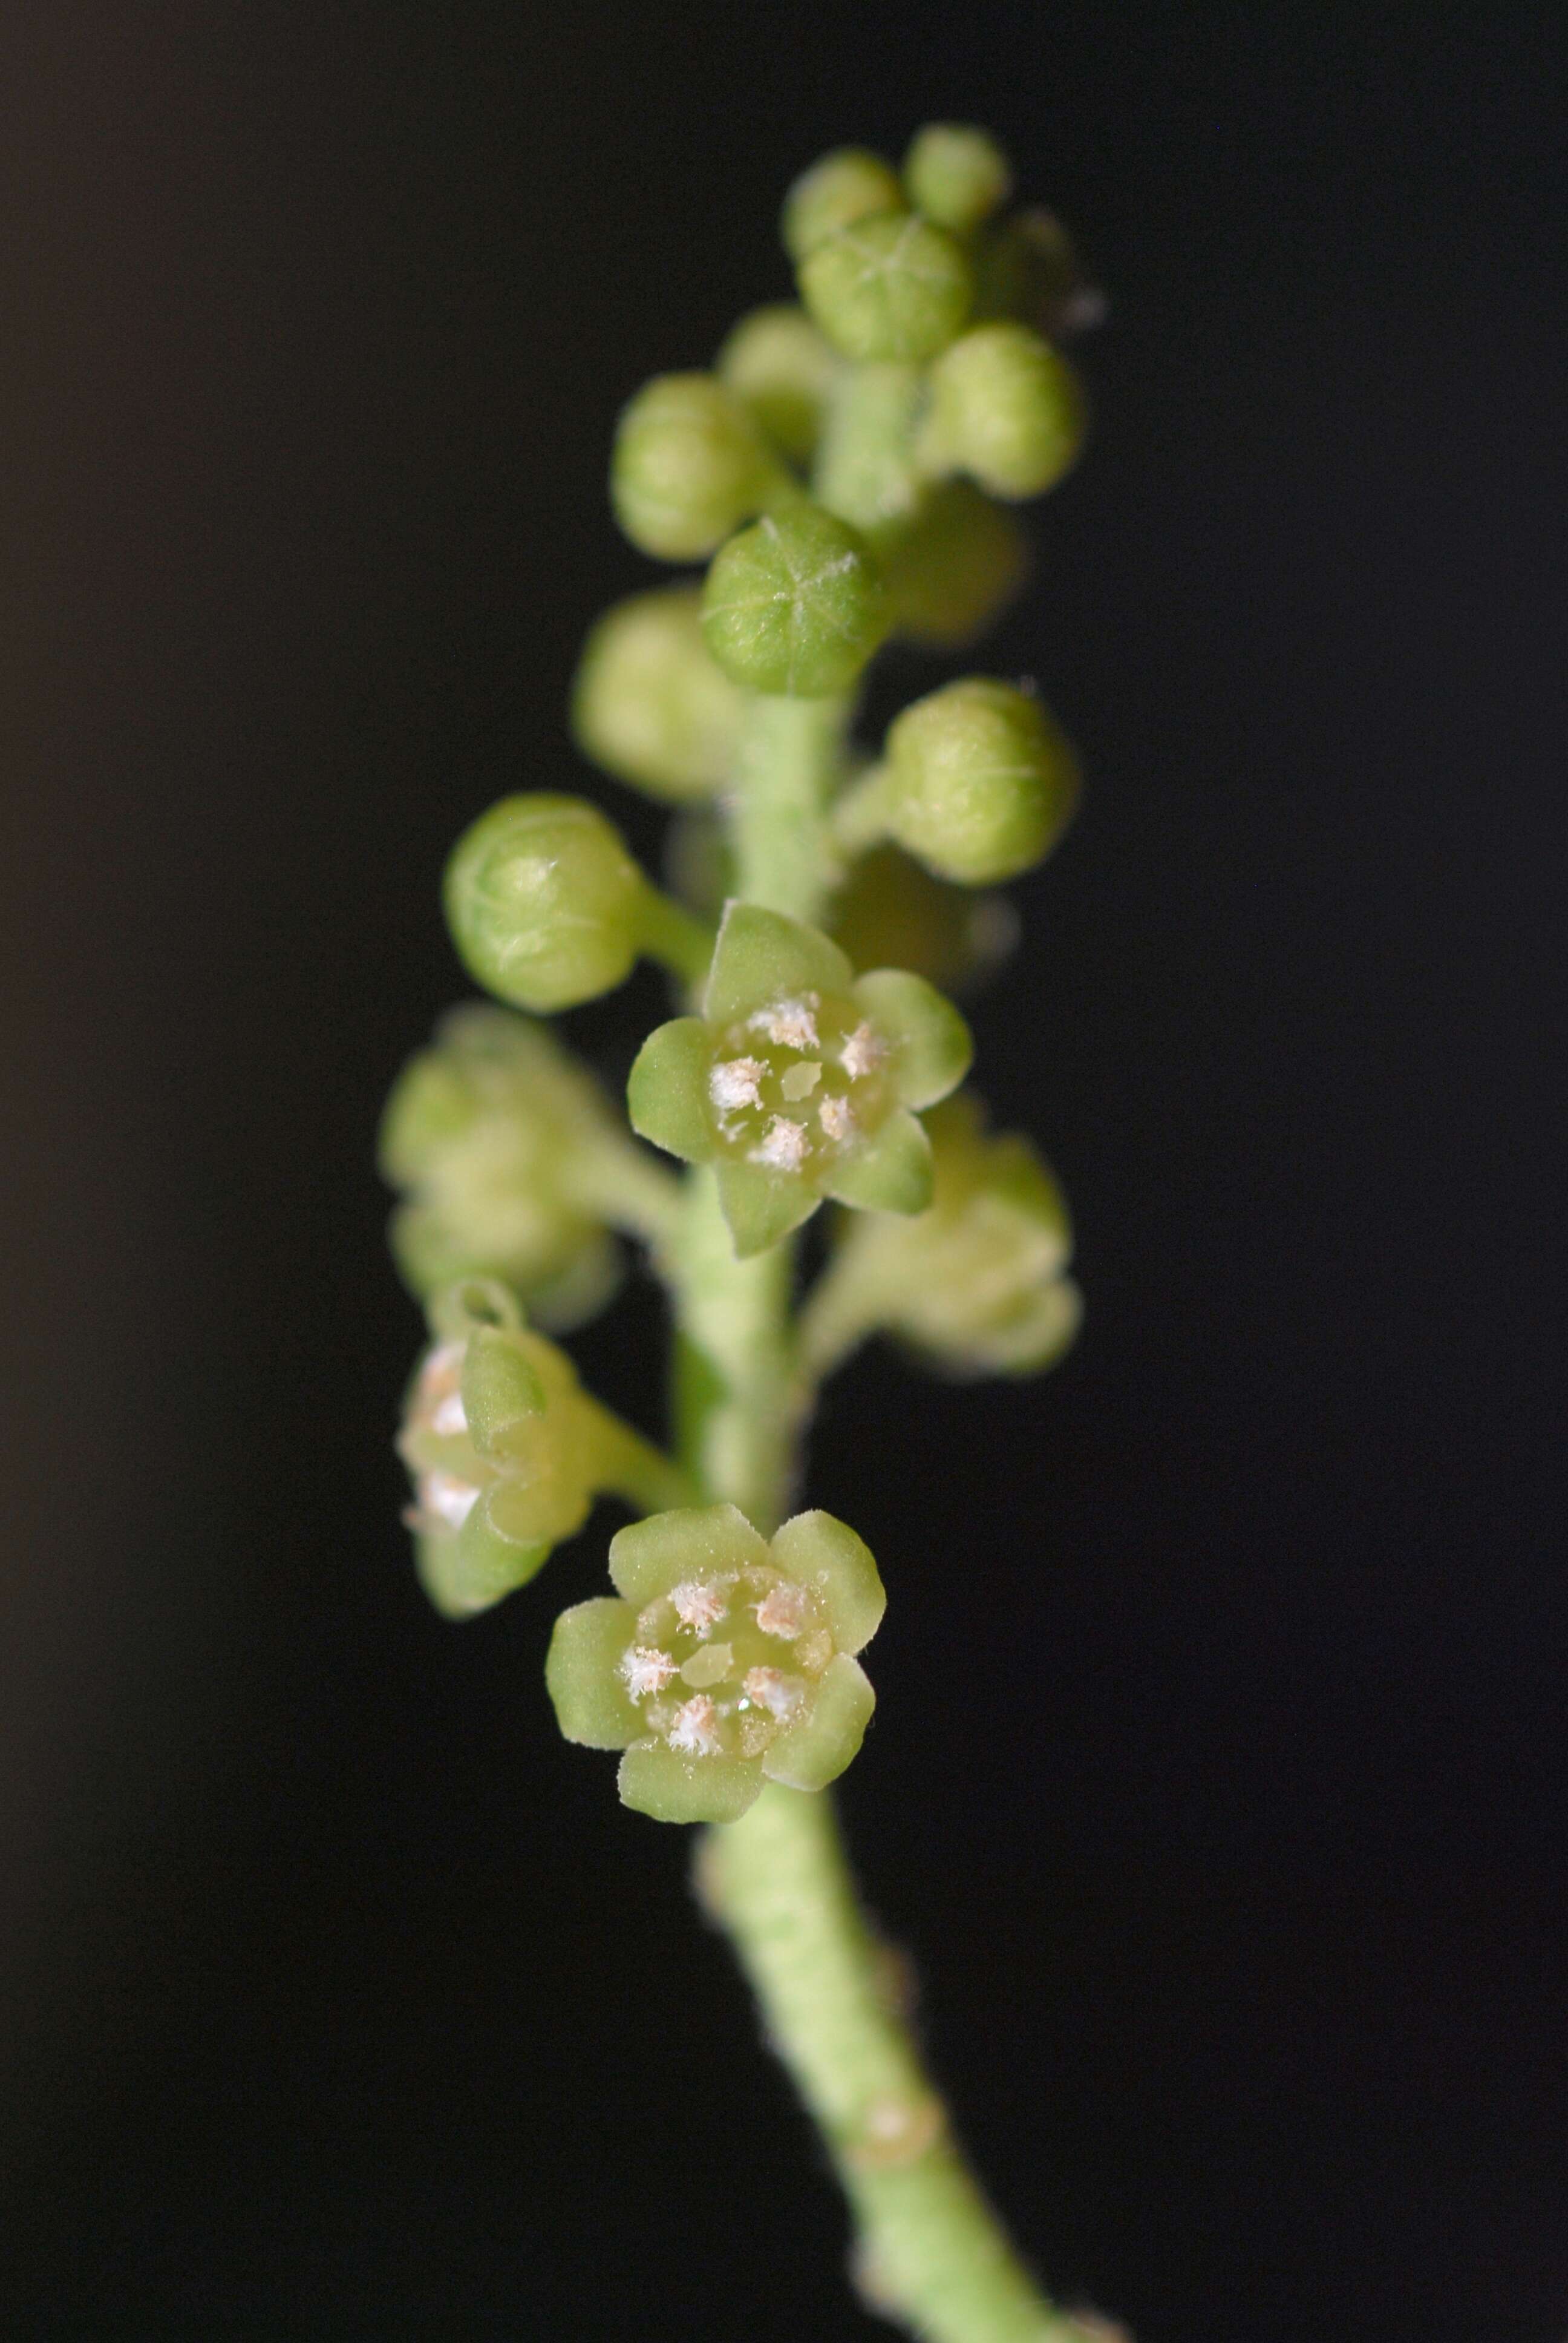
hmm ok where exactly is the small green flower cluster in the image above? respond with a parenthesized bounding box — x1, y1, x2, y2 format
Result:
(384, 125, 1092, 1824)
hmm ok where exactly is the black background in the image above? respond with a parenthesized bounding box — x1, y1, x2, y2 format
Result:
(2, 4, 1565, 2336)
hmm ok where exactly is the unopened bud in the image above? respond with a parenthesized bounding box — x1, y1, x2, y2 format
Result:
(800, 214, 972, 364)
(883, 677, 1079, 885)
(701, 505, 887, 700)
(443, 793, 647, 1012)
(572, 587, 746, 802)
(781, 147, 904, 264)
(903, 123, 1013, 233)
(610, 373, 777, 560)
(717, 304, 838, 467)
(881, 479, 1030, 649)
(924, 323, 1086, 500)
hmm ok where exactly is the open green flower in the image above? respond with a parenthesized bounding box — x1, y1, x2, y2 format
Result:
(397, 1282, 687, 1620)
(627, 903, 972, 1257)
(546, 1503, 885, 1823)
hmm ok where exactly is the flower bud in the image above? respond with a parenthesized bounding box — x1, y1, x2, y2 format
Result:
(880, 479, 1030, 648)
(972, 205, 1086, 335)
(924, 323, 1086, 500)
(882, 678, 1079, 885)
(379, 1004, 630, 1329)
(831, 846, 1016, 995)
(546, 1501, 885, 1823)
(610, 373, 777, 560)
(445, 793, 650, 1012)
(903, 123, 1013, 234)
(800, 214, 972, 364)
(781, 146, 904, 263)
(572, 587, 746, 803)
(716, 304, 838, 467)
(701, 505, 887, 700)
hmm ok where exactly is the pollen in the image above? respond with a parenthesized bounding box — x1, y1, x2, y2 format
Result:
(839, 1021, 884, 1079)
(755, 1581, 809, 1639)
(420, 1470, 480, 1531)
(753, 1116, 809, 1171)
(671, 1579, 729, 1637)
(817, 1094, 855, 1142)
(667, 1694, 722, 1756)
(710, 1055, 765, 1112)
(753, 996, 820, 1050)
(743, 1666, 803, 1721)
(620, 1645, 678, 1700)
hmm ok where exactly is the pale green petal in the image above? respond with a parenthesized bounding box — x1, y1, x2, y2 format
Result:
(545, 1598, 642, 1748)
(704, 902, 853, 1023)
(851, 969, 973, 1109)
(414, 1507, 552, 1620)
(715, 1161, 822, 1258)
(459, 1327, 546, 1460)
(771, 1510, 886, 1655)
(819, 1107, 933, 1214)
(618, 1742, 763, 1824)
(761, 1654, 875, 1791)
(627, 1018, 717, 1163)
(485, 1471, 592, 1549)
(608, 1501, 769, 1605)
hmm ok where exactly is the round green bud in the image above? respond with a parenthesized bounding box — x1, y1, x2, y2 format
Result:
(903, 123, 1013, 234)
(780, 146, 904, 263)
(880, 479, 1031, 648)
(883, 678, 1080, 885)
(572, 588, 746, 803)
(716, 304, 838, 466)
(444, 793, 646, 1012)
(924, 324, 1086, 501)
(609, 373, 776, 560)
(701, 505, 887, 699)
(799, 214, 972, 364)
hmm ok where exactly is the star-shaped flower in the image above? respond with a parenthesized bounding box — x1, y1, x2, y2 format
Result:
(546, 1503, 886, 1823)
(627, 903, 973, 1256)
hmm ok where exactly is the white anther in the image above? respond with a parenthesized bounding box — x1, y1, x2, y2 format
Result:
(710, 1055, 765, 1112)
(420, 1470, 480, 1531)
(817, 1095, 855, 1142)
(743, 1666, 803, 1722)
(752, 1116, 809, 1171)
(839, 1021, 884, 1080)
(619, 1645, 678, 1700)
(751, 997, 820, 1050)
(755, 1582, 809, 1639)
(431, 1389, 468, 1437)
(667, 1694, 721, 1756)
(671, 1579, 728, 1637)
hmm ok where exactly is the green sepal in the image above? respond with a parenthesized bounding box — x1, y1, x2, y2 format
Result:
(852, 969, 973, 1110)
(459, 1326, 546, 1460)
(414, 1504, 552, 1622)
(799, 215, 972, 364)
(608, 1501, 769, 1607)
(770, 1512, 886, 1656)
(545, 1598, 642, 1748)
(947, 1277, 1083, 1378)
(485, 1469, 591, 1550)
(626, 1018, 715, 1164)
(705, 902, 853, 1023)
(762, 1654, 875, 1792)
(716, 1161, 823, 1258)
(820, 1107, 933, 1215)
(618, 1742, 763, 1825)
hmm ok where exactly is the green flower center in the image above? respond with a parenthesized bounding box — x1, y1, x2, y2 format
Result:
(620, 1564, 836, 1761)
(705, 988, 893, 1178)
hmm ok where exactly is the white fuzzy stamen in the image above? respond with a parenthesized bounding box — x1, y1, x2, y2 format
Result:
(752, 1116, 808, 1171)
(431, 1389, 468, 1437)
(710, 1056, 765, 1112)
(756, 1582, 809, 1639)
(667, 1694, 721, 1756)
(752, 997, 820, 1050)
(420, 1470, 480, 1531)
(743, 1666, 803, 1721)
(817, 1095, 855, 1142)
(619, 1645, 678, 1700)
(671, 1579, 728, 1637)
(840, 1021, 884, 1080)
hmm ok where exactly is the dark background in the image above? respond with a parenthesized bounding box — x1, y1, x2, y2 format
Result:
(1, 2, 1564, 2336)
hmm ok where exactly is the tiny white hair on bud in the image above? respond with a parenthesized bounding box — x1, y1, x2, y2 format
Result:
(420, 1470, 480, 1531)
(752, 1116, 809, 1171)
(839, 1022, 884, 1080)
(755, 1582, 809, 1639)
(710, 1055, 766, 1112)
(743, 1666, 803, 1721)
(817, 1094, 855, 1142)
(619, 1644, 678, 1700)
(751, 997, 820, 1050)
(671, 1579, 729, 1637)
(667, 1694, 721, 1756)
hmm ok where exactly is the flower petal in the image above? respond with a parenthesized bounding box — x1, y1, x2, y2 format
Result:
(704, 902, 853, 1023)
(414, 1503, 552, 1621)
(818, 1107, 934, 1215)
(545, 1598, 643, 1748)
(460, 1327, 546, 1460)
(715, 1161, 822, 1258)
(851, 969, 973, 1109)
(761, 1653, 875, 1791)
(618, 1742, 763, 1824)
(771, 1510, 886, 1655)
(627, 1017, 717, 1163)
(608, 1501, 769, 1605)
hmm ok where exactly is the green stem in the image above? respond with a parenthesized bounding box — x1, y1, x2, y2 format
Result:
(635, 882, 716, 988)
(702, 1787, 1089, 2343)
(728, 690, 851, 925)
